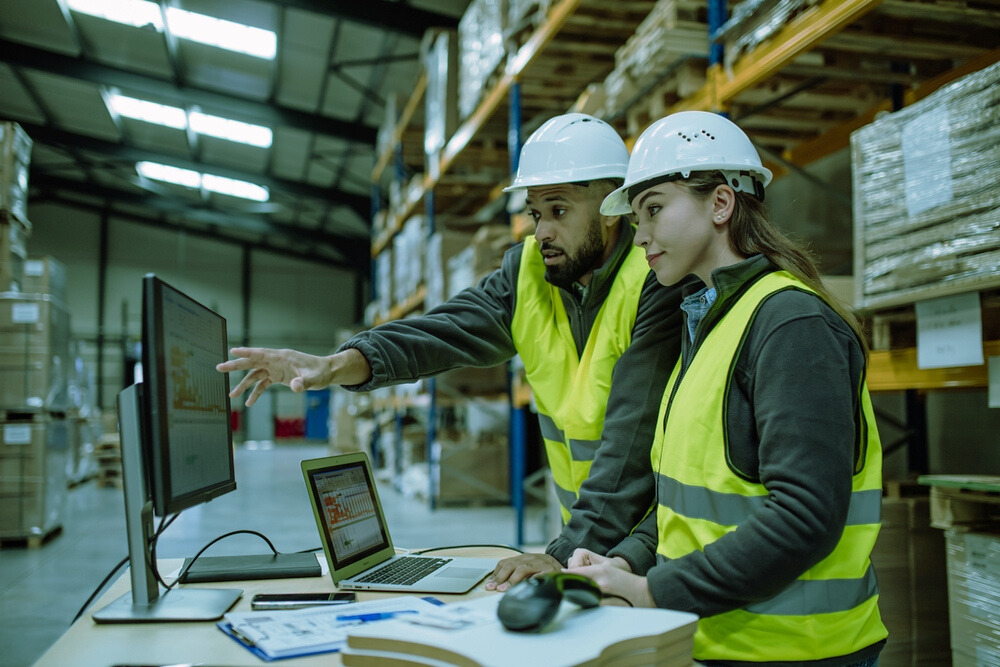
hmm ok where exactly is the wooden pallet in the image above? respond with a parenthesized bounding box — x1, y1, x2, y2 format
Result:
(0, 525, 62, 550)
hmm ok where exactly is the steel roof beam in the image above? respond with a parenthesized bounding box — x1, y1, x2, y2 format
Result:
(271, 0, 458, 38)
(0, 39, 377, 145)
(31, 174, 371, 272)
(18, 121, 372, 220)
(37, 189, 360, 270)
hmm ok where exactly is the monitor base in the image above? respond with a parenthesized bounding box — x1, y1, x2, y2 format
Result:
(92, 587, 242, 623)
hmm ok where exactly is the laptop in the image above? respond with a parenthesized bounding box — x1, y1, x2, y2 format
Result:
(301, 452, 499, 594)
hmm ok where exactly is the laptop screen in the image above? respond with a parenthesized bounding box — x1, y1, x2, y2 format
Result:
(305, 459, 392, 571)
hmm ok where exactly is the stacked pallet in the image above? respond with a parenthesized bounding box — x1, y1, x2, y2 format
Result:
(852, 61, 1000, 310)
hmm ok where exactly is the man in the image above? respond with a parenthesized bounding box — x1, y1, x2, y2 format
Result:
(217, 113, 688, 590)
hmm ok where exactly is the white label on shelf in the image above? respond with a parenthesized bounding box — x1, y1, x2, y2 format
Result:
(915, 292, 984, 369)
(11, 302, 40, 323)
(902, 105, 953, 218)
(4, 424, 33, 445)
(989, 357, 1000, 408)
(24, 259, 44, 276)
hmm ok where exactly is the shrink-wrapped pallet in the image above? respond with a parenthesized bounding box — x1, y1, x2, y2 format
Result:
(851, 61, 1000, 309)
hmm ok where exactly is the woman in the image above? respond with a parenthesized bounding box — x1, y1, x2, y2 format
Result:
(565, 111, 887, 666)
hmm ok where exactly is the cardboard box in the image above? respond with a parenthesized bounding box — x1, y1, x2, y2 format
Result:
(425, 229, 475, 310)
(0, 122, 32, 224)
(434, 432, 509, 505)
(22, 256, 67, 302)
(944, 529, 1000, 661)
(0, 211, 30, 292)
(0, 294, 71, 410)
(423, 29, 459, 178)
(0, 417, 68, 538)
(871, 496, 951, 665)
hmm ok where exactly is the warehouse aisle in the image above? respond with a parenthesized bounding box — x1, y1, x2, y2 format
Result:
(1, 441, 541, 667)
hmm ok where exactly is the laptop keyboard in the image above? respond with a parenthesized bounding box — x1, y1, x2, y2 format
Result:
(356, 556, 452, 585)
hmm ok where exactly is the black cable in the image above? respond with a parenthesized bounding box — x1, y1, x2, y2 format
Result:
(170, 529, 282, 588)
(601, 593, 634, 607)
(72, 513, 181, 623)
(71, 555, 129, 624)
(412, 543, 524, 555)
(150, 514, 180, 589)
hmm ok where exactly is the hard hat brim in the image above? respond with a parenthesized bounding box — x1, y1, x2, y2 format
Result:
(600, 186, 632, 216)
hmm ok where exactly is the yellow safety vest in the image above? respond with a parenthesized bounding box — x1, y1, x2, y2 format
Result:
(511, 235, 649, 522)
(651, 271, 887, 662)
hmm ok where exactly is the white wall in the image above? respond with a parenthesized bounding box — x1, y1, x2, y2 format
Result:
(25, 202, 363, 412)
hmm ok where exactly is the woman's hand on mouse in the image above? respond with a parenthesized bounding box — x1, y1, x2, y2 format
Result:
(564, 550, 655, 608)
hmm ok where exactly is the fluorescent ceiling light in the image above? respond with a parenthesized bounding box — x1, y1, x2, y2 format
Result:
(137, 161, 270, 202)
(67, 0, 276, 59)
(108, 94, 187, 129)
(109, 94, 272, 147)
(189, 112, 273, 148)
(66, 0, 162, 29)
(166, 8, 277, 59)
(137, 161, 201, 188)
(202, 174, 269, 202)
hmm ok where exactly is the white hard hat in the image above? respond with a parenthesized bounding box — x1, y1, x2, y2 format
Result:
(601, 111, 772, 216)
(504, 113, 629, 192)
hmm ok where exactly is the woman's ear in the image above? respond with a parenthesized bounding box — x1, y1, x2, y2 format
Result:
(712, 184, 736, 225)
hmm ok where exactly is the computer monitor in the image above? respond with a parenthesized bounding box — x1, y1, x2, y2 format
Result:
(93, 275, 242, 622)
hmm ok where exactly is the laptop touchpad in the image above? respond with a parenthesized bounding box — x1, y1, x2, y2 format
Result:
(435, 567, 483, 578)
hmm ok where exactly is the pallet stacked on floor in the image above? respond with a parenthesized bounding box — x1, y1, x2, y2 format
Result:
(0, 122, 70, 547)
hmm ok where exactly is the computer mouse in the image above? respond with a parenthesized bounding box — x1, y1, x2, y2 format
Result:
(558, 573, 602, 609)
(497, 572, 602, 632)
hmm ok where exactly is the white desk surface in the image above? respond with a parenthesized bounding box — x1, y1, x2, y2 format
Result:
(36, 551, 501, 667)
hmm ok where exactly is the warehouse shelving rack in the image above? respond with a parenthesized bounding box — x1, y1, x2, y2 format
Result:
(369, 0, 1000, 543)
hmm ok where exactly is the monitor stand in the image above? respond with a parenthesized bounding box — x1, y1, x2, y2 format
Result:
(93, 384, 242, 623)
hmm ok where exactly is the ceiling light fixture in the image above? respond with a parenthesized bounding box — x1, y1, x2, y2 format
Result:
(189, 112, 273, 148)
(108, 94, 272, 147)
(137, 161, 270, 202)
(66, 0, 163, 29)
(108, 93, 187, 129)
(67, 0, 277, 59)
(136, 161, 201, 188)
(165, 7, 277, 59)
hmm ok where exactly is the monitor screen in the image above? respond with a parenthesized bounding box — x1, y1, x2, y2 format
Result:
(142, 274, 236, 515)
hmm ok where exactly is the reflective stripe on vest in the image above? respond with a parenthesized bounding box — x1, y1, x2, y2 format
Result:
(511, 235, 648, 522)
(650, 271, 887, 662)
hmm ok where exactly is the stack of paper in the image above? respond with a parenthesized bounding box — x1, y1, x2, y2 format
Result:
(218, 596, 445, 660)
(342, 594, 698, 667)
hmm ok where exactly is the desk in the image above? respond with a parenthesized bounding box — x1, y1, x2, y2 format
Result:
(36, 548, 503, 667)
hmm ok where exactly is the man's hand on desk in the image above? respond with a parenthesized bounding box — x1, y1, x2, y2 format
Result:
(485, 553, 563, 592)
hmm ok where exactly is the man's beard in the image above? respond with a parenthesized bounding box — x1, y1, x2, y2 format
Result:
(542, 219, 606, 289)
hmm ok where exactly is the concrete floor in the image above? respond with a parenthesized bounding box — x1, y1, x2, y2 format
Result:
(1, 441, 547, 667)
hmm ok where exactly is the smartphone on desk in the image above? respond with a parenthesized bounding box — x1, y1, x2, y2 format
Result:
(250, 592, 356, 610)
